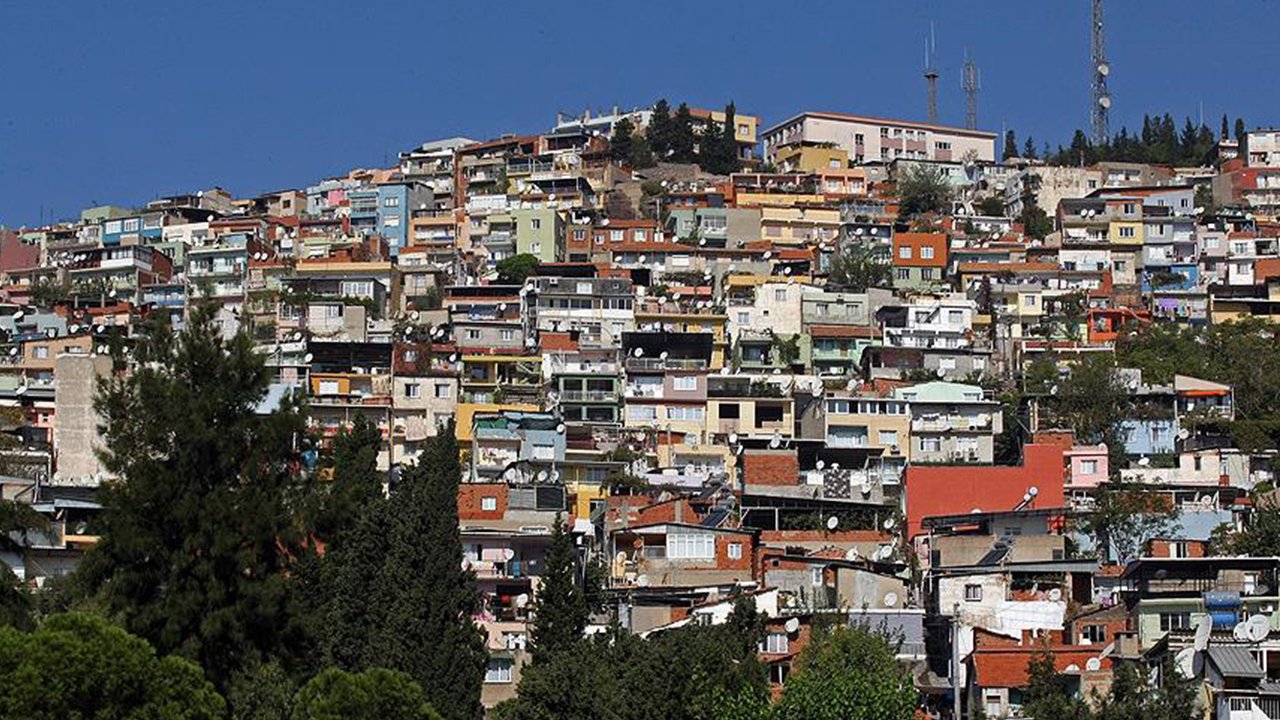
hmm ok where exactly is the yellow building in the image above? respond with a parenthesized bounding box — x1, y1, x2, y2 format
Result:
(1109, 220, 1143, 245)
(773, 143, 849, 173)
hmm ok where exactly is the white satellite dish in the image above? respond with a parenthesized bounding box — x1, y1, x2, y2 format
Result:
(876, 545, 892, 561)
(1194, 615, 1212, 651)
(633, 347, 644, 358)
(303, 353, 314, 363)
(556, 423, 566, 434)
(1097, 62, 1110, 76)
(883, 592, 899, 607)
(769, 436, 781, 449)
(844, 548, 860, 561)
(1085, 657, 1102, 672)
(11, 310, 24, 321)
(1064, 664, 1081, 673)
(1247, 614, 1270, 642)
(1234, 622, 1251, 642)
(784, 617, 800, 633)
(659, 351, 669, 360)
(883, 517, 895, 530)
(1175, 647, 1196, 678)
(816, 460, 826, 470)
(515, 593, 530, 608)
(1137, 456, 1151, 467)
(826, 516, 839, 531)
(69, 324, 80, 333)
(860, 480, 872, 495)
(1099, 96, 1112, 110)
(536, 470, 548, 482)
(728, 433, 739, 444)
(1048, 588, 1063, 602)
(503, 548, 516, 561)
(636, 574, 650, 587)
(763, 251, 772, 260)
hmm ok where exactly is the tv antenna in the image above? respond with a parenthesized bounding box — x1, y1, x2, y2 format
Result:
(924, 23, 939, 124)
(962, 50, 980, 131)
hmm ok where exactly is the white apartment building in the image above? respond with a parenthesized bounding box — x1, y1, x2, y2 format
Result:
(762, 111, 996, 166)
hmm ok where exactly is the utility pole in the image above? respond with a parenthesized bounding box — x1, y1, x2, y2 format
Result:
(1090, 0, 1112, 145)
(924, 23, 939, 124)
(962, 51, 979, 131)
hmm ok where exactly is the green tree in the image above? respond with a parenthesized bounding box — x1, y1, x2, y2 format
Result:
(1022, 648, 1091, 720)
(773, 623, 917, 720)
(698, 102, 739, 175)
(530, 513, 587, 660)
(977, 195, 1006, 217)
(609, 117, 636, 164)
(827, 242, 893, 290)
(1023, 136, 1038, 160)
(1081, 476, 1178, 564)
(368, 424, 486, 720)
(630, 131, 656, 169)
(649, 99, 673, 159)
(1147, 656, 1200, 720)
(670, 103, 696, 163)
(0, 499, 48, 630)
(75, 306, 311, 687)
(1019, 205, 1054, 239)
(1003, 130, 1018, 160)
(1235, 117, 1246, 145)
(291, 668, 442, 720)
(496, 253, 541, 285)
(227, 660, 298, 720)
(896, 163, 953, 217)
(0, 612, 226, 719)
(1213, 496, 1280, 556)
(1045, 353, 1127, 445)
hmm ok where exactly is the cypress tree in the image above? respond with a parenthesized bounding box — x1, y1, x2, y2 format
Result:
(670, 103, 696, 163)
(648, 99, 672, 159)
(529, 514, 586, 660)
(1003, 130, 1018, 160)
(1023, 136, 1038, 160)
(1221, 114, 1230, 140)
(370, 422, 486, 720)
(609, 117, 635, 164)
(1235, 117, 1246, 144)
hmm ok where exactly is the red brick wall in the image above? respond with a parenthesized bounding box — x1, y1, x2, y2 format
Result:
(905, 443, 1066, 540)
(715, 534, 754, 572)
(458, 483, 508, 521)
(742, 450, 799, 486)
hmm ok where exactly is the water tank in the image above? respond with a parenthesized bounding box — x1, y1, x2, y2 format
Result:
(1204, 591, 1242, 610)
(1210, 610, 1240, 629)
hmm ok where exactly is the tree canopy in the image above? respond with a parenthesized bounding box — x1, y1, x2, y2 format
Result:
(773, 623, 918, 720)
(496, 253, 541, 285)
(827, 242, 892, 291)
(896, 164, 953, 218)
(291, 668, 443, 720)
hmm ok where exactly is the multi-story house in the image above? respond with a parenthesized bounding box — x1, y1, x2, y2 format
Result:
(469, 411, 566, 482)
(529, 274, 634, 349)
(511, 208, 564, 263)
(66, 245, 174, 304)
(544, 348, 621, 426)
(762, 111, 996, 165)
(891, 232, 948, 289)
(1241, 129, 1280, 167)
(894, 381, 1001, 464)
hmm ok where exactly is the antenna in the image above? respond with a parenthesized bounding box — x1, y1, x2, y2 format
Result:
(962, 50, 980, 131)
(923, 23, 939, 124)
(1090, 0, 1111, 144)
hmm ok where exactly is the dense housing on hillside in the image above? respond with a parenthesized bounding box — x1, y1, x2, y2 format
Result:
(3, 99, 1280, 719)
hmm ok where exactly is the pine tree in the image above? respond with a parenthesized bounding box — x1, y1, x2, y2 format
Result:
(698, 102, 740, 175)
(670, 103, 696, 163)
(648, 99, 672, 159)
(1179, 117, 1199, 164)
(609, 117, 635, 164)
(630, 131, 656, 169)
(1221, 114, 1230, 140)
(1023, 136, 1038, 160)
(1003, 130, 1018, 160)
(370, 422, 486, 720)
(530, 514, 586, 660)
(75, 305, 311, 688)
(1235, 117, 1246, 144)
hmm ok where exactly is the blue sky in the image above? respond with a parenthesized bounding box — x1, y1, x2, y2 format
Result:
(1, 0, 1276, 227)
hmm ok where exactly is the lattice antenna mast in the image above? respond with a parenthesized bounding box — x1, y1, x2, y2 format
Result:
(1090, 0, 1112, 144)
(962, 50, 979, 131)
(924, 23, 939, 124)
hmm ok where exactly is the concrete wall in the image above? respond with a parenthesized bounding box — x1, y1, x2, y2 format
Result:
(53, 353, 113, 483)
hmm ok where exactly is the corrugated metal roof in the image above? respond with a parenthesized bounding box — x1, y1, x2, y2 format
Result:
(1207, 646, 1265, 679)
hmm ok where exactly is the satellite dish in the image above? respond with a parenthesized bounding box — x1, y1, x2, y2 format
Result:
(303, 353, 314, 363)
(659, 351, 669, 360)
(769, 436, 781, 449)
(845, 548, 860, 561)
(883, 517, 896, 530)
(728, 433, 739, 444)
(633, 347, 644, 358)
(515, 593, 530, 608)
(6, 348, 15, 357)
(1097, 62, 1110, 76)
(1234, 621, 1250, 642)
(556, 423, 566, 434)
(860, 480, 872, 495)
(826, 516, 839, 531)
(69, 324, 79, 333)
(1086, 657, 1102, 672)
(1175, 647, 1196, 678)
(636, 574, 650, 587)
(883, 592, 899, 607)
(503, 548, 516, 561)
(784, 617, 800, 633)
(1177, 428, 1190, 440)
(1194, 615, 1212, 651)
(816, 460, 826, 470)
(1028, 486, 1039, 497)
(1247, 614, 1270, 642)
(1137, 456, 1151, 467)
(11, 310, 23, 321)
(536, 470, 548, 482)
(763, 251, 772, 260)
(1048, 588, 1063, 602)
(1099, 96, 1112, 109)
(1064, 664, 1081, 673)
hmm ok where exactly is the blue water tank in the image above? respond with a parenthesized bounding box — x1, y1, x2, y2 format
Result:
(1210, 610, 1239, 629)
(1204, 591, 1242, 609)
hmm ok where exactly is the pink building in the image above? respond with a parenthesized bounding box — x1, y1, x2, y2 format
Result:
(1064, 444, 1109, 491)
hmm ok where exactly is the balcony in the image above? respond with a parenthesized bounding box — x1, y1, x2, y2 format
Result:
(911, 416, 991, 432)
(625, 357, 708, 371)
(559, 389, 618, 404)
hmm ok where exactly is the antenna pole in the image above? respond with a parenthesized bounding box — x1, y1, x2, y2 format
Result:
(962, 51, 979, 131)
(1090, 0, 1111, 144)
(924, 22, 939, 124)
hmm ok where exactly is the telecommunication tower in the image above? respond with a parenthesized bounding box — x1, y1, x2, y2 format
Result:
(1090, 0, 1112, 144)
(962, 51, 979, 131)
(924, 24, 939, 124)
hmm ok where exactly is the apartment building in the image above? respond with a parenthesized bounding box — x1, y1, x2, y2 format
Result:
(762, 111, 996, 166)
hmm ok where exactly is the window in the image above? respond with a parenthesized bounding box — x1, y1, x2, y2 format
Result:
(939, 357, 956, 371)
(737, 312, 750, 324)
(920, 246, 935, 259)
(1123, 202, 1137, 214)
(530, 242, 542, 255)
(105, 220, 122, 234)
(1080, 459, 1099, 475)
(673, 376, 697, 391)
(948, 309, 964, 324)
(936, 141, 952, 150)
(667, 531, 714, 559)
(500, 329, 514, 341)
(122, 218, 140, 232)
(761, 632, 789, 654)
(855, 133, 865, 144)
(666, 406, 704, 421)
(435, 384, 452, 398)
(627, 405, 658, 421)
(728, 542, 742, 559)
(920, 268, 935, 280)
(880, 127, 890, 137)
(921, 437, 942, 453)
(964, 584, 983, 602)
(382, 215, 400, 227)
(1170, 541, 1191, 559)
(896, 268, 910, 280)
(481, 496, 497, 511)
(634, 229, 647, 242)
(33, 346, 48, 359)
(1023, 295, 1038, 307)
(383, 196, 400, 207)
(341, 280, 374, 298)
(531, 218, 541, 229)
(404, 383, 421, 399)
(318, 380, 340, 395)
(485, 658, 513, 684)
(462, 329, 481, 341)
(811, 567, 824, 586)
(1119, 226, 1136, 238)
(737, 123, 750, 136)
(1159, 612, 1192, 632)
(774, 288, 787, 302)
(573, 229, 586, 241)
(899, 246, 913, 259)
